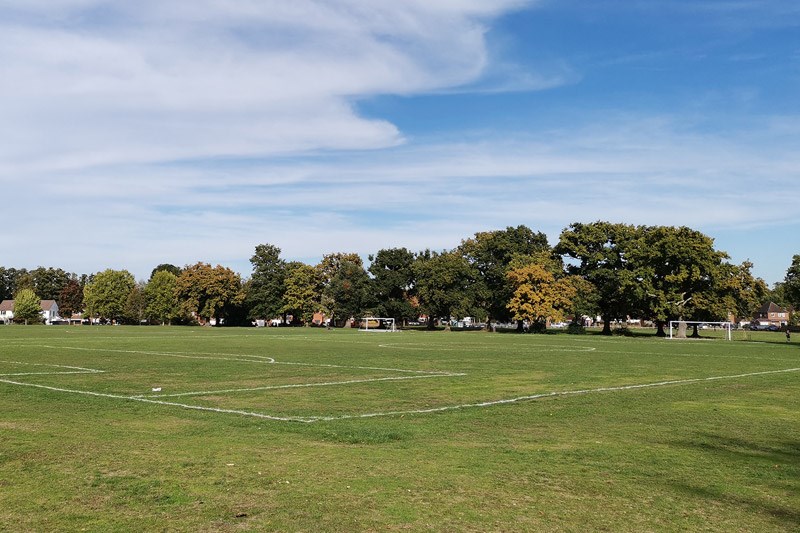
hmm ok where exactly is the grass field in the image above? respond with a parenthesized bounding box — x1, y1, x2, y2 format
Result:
(1, 326, 798, 531)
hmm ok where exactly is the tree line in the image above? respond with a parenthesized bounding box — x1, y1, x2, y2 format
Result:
(2, 222, 798, 333)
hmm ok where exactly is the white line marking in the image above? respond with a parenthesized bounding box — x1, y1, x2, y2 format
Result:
(140, 372, 466, 398)
(31, 345, 277, 364)
(0, 360, 104, 375)
(270, 360, 456, 375)
(378, 343, 597, 352)
(0, 377, 312, 423)
(303, 367, 800, 421)
(25, 344, 457, 376)
(1, 362, 796, 423)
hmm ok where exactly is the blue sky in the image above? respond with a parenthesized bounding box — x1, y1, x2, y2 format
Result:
(1, 1, 798, 284)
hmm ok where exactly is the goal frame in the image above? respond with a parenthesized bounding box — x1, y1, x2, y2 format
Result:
(668, 320, 732, 341)
(358, 317, 397, 333)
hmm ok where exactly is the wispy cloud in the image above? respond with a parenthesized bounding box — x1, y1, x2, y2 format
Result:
(0, 1, 536, 174)
(4, 112, 797, 279)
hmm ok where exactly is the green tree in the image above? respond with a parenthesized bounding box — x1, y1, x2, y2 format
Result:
(459, 225, 550, 330)
(150, 264, 182, 280)
(784, 255, 800, 317)
(414, 250, 482, 330)
(123, 282, 146, 325)
(30, 267, 71, 301)
(13, 269, 34, 293)
(368, 247, 418, 325)
(246, 244, 288, 321)
(13, 288, 42, 325)
(0, 267, 13, 300)
(175, 263, 244, 326)
(282, 263, 322, 326)
(635, 226, 729, 336)
(316, 253, 363, 284)
(713, 260, 767, 327)
(57, 278, 84, 319)
(83, 269, 136, 323)
(324, 258, 374, 326)
(144, 270, 180, 325)
(556, 222, 644, 335)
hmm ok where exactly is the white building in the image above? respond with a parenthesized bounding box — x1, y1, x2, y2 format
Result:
(0, 299, 61, 324)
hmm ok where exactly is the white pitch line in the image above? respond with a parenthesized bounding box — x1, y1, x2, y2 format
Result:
(0, 360, 104, 374)
(0, 377, 313, 423)
(591, 349, 797, 362)
(1, 367, 797, 424)
(140, 372, 466, 398)
(270, 360, 457, 375)
(26, 344, 455, 375)
(0, 372, 103, 376)
(31, 345, 277, 364)
(302, 367, 800, 421)
(377, 343, 597, 353)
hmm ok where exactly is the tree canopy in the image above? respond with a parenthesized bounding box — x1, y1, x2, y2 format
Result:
(368, 247, 417, 324)
(13, 288, 41, 324)
(175, 263, 244, 325)
(460, 225, 550, 327)
(246, 244, 288, 320)
(282, 263, 322, 326)
(83, 269, 136, 322)
(144, 270, 181, 325)
(414, 250, 482, 329)
(556, 222, 643, 335)
(0, 222, 781, 332)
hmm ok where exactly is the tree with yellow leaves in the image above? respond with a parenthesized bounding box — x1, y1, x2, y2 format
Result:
(506, 262, 578, 331)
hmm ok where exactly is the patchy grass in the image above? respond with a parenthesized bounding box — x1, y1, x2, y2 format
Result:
(0, 326, 797, 531)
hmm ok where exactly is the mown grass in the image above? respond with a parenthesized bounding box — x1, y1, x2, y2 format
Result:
(0, 325, 797, 531)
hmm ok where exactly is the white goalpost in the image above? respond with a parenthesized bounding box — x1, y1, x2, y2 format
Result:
(358, 317, 397, 333)
(668, 321, 732, 341)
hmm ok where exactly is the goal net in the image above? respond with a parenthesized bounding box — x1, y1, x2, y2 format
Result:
(358, 317, 397, 332)
(668, 321, 732, 341)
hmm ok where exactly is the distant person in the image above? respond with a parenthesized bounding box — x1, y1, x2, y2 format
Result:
(787, 329, 791, 343)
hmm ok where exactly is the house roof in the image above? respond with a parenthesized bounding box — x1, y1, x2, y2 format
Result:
(0, 299, 59, 312)
(757, 301, 785, 314)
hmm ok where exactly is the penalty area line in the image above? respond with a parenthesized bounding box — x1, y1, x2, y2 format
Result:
(304, 367, 800, 421)
(140, 372, 467, 398)
(0, 377, 314, 423)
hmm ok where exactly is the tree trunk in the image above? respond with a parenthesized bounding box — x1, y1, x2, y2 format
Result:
(601, 315, 612, 335)
(655, 321, 667, 337)
(690, 324, 700, 338)
(516, 319, 524, 333)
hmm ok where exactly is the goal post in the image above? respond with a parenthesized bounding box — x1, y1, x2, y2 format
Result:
(668, 321, 732, 341)
(358, 317, 397, 333)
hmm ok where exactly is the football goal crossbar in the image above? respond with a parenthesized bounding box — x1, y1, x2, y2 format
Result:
(669, 321, 732, 341)
(358, 317, 397, 333)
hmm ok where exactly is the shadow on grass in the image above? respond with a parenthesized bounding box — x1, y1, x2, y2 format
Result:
(668, 480, 800, 527)
(681, 432, 800, 462)
(666, 432, 799, 528)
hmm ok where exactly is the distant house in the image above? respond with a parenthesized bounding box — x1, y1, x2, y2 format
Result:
(0, 299, 61, 325)
(0, 300, 13, 324)
(40, 300, 59, 324)
(753, 302, 789, 327)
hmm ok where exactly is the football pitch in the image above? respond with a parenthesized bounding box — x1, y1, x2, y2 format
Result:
(1, 326, 798, 531)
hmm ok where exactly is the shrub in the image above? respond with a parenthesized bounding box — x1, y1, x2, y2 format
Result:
(567, 322, 586, 335)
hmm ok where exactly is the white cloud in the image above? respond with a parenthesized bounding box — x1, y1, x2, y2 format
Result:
(0, 1, 536, 174)
(3, 113, 798, 280)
